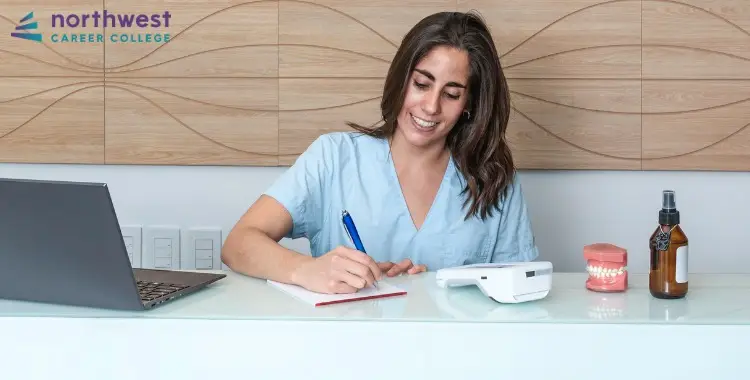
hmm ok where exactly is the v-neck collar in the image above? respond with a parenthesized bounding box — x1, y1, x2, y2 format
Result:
(380, 136, 454, 235)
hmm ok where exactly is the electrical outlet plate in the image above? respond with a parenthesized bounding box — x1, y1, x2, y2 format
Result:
(142, 225, 180, 270)
(120, 225, 142, 268)
(181, 227, 222, 270)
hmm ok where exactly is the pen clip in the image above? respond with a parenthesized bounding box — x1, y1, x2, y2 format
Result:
(341, 210, 354, 247)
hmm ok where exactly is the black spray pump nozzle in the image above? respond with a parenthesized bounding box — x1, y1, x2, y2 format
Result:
(659, 190, 679, 225)
(662, 190, 676, 211)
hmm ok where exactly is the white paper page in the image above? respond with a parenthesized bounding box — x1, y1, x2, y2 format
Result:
(268, 280, 406, 306)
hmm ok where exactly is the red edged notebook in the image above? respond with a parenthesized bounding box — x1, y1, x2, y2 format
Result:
(267, 280, 407, 306)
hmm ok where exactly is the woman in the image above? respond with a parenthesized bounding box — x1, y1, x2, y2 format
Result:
(221, 11, 539, 294)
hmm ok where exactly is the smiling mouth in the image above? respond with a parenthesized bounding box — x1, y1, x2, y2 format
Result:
(410, 113, 439, 129)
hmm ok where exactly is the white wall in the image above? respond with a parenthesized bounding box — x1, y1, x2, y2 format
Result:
(1, 162, 747, 274)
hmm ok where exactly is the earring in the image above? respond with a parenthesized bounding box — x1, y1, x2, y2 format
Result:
(463, 109, 471, 119)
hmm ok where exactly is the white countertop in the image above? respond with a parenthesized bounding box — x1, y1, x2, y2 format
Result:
(1, 270, 749, 325)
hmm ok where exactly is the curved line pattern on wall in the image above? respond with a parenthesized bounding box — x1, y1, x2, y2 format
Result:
(105, 0, 400, 71)
(0, 48, 101, 74)
(0, 0, 748, 169)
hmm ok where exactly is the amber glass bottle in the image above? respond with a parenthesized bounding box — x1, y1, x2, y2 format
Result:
(649, 190, 689, 299)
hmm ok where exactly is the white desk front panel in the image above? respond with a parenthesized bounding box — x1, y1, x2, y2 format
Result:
(0, 272, 746, 379)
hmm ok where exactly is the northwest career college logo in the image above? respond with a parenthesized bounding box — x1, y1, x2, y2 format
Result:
(9, 10, 171, 44)
(11, 11, 42, 42)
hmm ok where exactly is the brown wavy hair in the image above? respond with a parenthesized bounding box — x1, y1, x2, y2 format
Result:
(348, 11, 515, 221)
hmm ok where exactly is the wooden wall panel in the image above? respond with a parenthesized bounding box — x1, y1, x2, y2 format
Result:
(0, 0, 749, 171)
(0, 1, 104, 163)
(103, 0, 279, 165)
(0, 1, 104, 72)
(0, 79, 104, 163)
(459, 0, 643, 170)
(104, 79, 279, 165)
(641, 0, 750, 170)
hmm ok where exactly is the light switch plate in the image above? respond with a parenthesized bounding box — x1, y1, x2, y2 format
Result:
(142, 225, 180, 270)
(181, 227, 222, 270)
(120, 225, 142, 268)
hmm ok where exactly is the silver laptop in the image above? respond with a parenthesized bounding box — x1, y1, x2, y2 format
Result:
(0, 177, 225, 310)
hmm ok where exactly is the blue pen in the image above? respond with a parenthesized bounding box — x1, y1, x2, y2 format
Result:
(341, 209, 377, 288)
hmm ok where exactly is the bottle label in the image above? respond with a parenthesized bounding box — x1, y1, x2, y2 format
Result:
(675, 245, 688, 283)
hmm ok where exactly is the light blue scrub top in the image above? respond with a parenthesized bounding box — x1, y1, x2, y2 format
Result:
(264, 131, 539, 271)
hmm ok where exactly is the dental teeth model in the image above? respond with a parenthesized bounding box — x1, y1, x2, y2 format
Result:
(583, 243, 628, 293)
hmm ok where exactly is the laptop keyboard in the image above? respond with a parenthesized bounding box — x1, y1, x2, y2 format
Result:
(137, 280, 188, 302)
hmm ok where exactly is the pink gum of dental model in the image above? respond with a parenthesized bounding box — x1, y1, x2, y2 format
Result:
(584, 243, 628, 292)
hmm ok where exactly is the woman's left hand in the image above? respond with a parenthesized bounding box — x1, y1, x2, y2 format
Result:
(378, 258, 427, 277)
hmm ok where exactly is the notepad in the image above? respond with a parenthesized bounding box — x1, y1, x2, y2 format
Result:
(268, 280, 407, 306)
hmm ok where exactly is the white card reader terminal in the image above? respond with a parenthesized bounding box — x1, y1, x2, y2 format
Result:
(435, 261, 553, 303)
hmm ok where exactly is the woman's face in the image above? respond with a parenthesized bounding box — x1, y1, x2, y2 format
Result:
(395, 45, 470, 151)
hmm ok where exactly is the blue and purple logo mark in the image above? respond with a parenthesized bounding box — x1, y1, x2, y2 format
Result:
(11, 11, 42, 42)
(10, 10, 172, 44)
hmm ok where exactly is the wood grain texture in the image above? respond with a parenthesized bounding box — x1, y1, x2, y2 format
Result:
(104, 79, 278, 165)
(0, 0, 748, 170)
(641, 0, 750, 170)
(0, 79, 104, 163)
(0, 0, 104, 75)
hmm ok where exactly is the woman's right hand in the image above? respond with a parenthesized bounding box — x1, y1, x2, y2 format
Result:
(290, 246, 383, 294)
